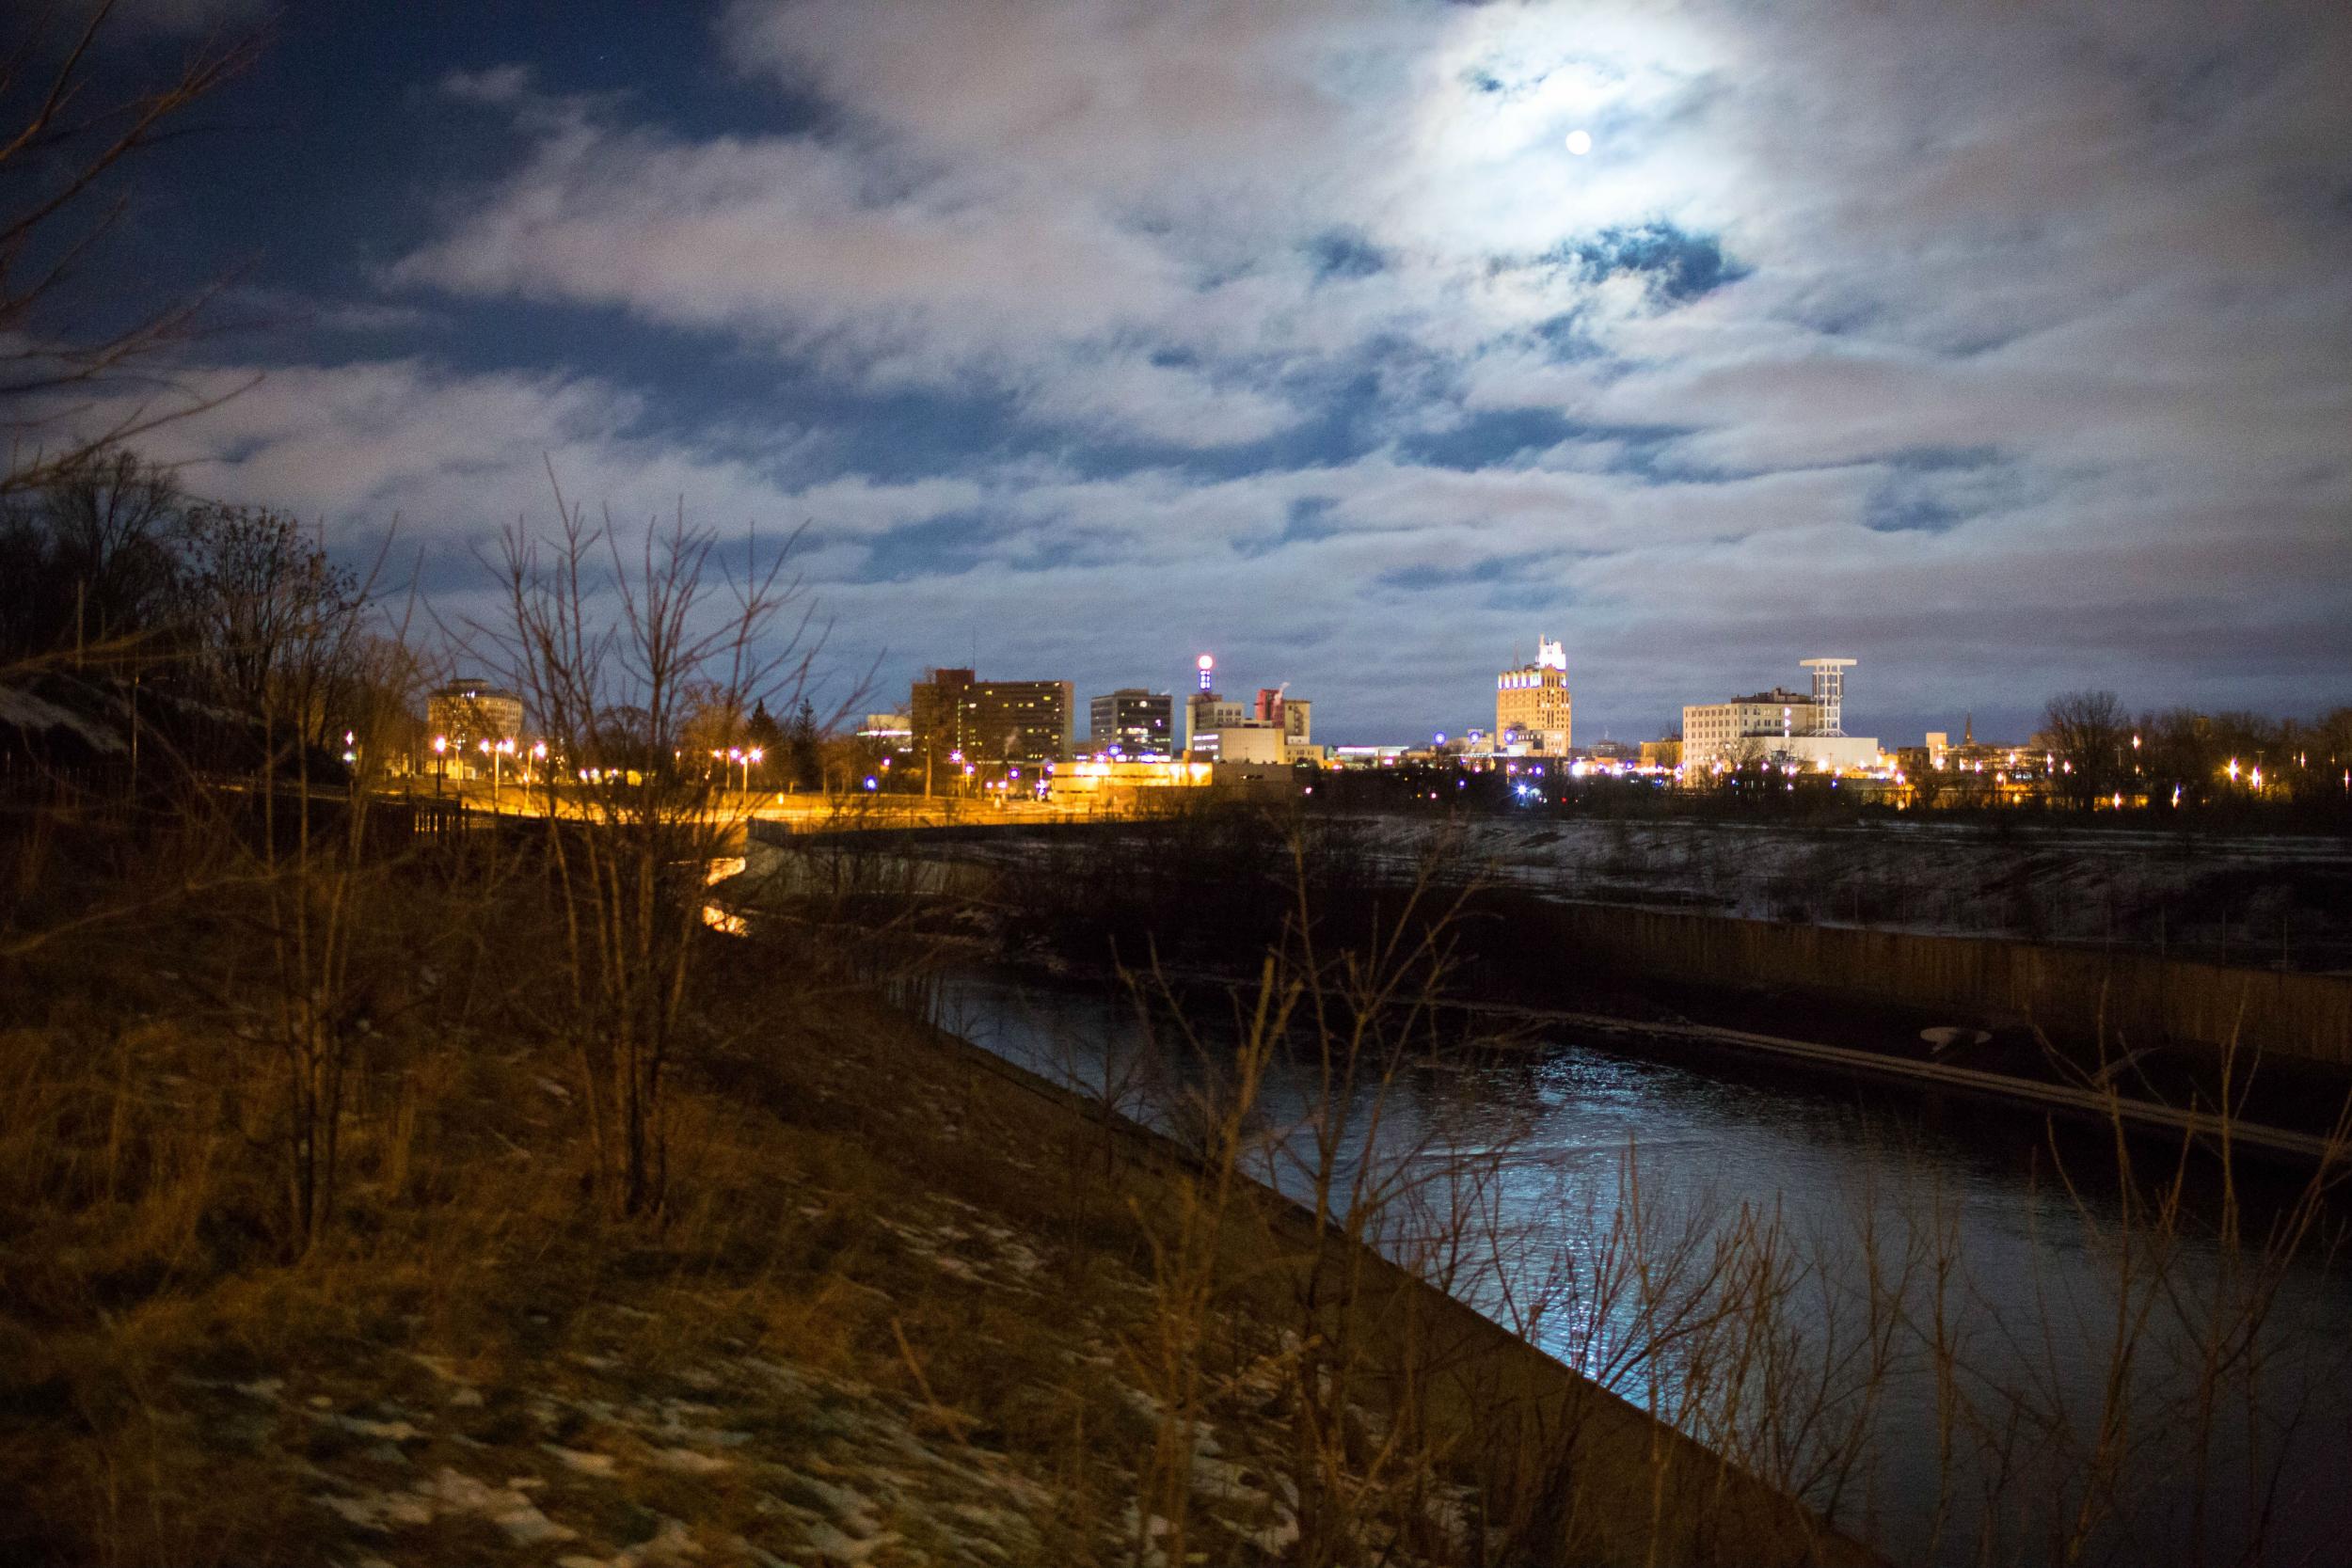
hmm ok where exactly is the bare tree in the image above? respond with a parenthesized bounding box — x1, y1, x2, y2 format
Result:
(178, 502, 367, 751)
(481, 481, 825, 1218)
(1, 5, 263, 498)
(1905, 752, 1952, 811)
(2042, 689, 2128, 810)
(0, 445, 183, 663)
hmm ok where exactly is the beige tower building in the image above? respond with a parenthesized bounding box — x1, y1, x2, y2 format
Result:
(1496, 637, 1573, 755)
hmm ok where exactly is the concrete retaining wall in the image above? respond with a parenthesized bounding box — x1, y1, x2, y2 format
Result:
(1523, 900, 2352, 1064)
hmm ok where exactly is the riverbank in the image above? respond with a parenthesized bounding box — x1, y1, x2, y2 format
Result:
(0, 899, 1867, 1565)
(935, 960, 2352, 1568)
(902, 993, 1877, 1566)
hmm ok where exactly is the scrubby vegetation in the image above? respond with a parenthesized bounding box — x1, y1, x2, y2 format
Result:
(2, 771, 1888, 1566)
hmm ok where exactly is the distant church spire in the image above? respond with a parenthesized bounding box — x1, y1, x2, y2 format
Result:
(1963, 711, 1974, 747)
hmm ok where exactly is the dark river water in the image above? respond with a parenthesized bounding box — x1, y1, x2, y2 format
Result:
(932, 967, 2352, 1568)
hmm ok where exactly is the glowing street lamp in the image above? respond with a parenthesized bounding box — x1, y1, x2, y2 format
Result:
(481, 736, 514, 807)
(431, 734, 448, 796)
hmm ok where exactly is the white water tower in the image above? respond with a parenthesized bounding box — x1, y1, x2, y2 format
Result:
(1800, 657, 1857, 736)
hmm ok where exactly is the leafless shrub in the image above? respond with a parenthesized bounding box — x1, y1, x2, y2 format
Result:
(475, 478, 824, 1219)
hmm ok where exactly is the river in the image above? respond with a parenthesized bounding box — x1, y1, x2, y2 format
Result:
(931, 966, 2352, 1568)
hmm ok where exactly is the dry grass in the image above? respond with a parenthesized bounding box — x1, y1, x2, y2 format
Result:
(0, 838, 1457, 1565)
(38, 742, 2339, 1567)
(0, 814, 1895, 1568)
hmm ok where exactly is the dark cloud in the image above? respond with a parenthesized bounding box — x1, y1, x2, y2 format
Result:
(1862, 448, 2024, 535)
(1306, 230, 1389, 281)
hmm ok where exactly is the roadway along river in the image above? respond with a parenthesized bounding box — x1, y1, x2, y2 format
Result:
(930, 966, 2352, 1568)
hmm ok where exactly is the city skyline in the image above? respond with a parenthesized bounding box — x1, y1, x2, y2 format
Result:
(8, 11, 2351, 1560)
(51, 0, 2352, 746)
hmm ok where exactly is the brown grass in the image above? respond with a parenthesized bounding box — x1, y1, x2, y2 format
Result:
(0, 809, 1899, 1568)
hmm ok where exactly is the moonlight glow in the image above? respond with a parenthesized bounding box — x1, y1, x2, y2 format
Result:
(1564, 128, 1594, 155)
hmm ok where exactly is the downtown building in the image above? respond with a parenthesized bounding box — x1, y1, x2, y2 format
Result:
(422, 678, 526, 784)
(426, 679, 524, 748)
(1495, 637, 1573, 755)
(909, 668, 1074, 765)
(1182, 655, 1315, 765)
(1086, 689, 1174, 757)
(1680, 657, 1881, 773)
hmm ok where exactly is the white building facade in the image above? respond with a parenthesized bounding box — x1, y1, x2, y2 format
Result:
(1681, 658, 1882, 774)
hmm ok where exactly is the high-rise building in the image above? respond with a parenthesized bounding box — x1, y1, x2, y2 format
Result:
(1495, 637, 1573, 755)
(1086, 689, 1173, 757)
(910, 668, 1073, 765)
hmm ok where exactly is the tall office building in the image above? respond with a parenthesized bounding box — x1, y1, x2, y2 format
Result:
(910, 668, 1073, 765)
(1086, 689, 1173, 756)
(1495, 637, 1573, 755)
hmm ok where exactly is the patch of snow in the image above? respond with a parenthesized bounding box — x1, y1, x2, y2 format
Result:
(796, 1518, 887, 1565)
(547, 1444, 619, 1477)
(0, 685, 127, 752)
(316, 1487, 436, 1531)
(422, 1465, 578, 1545)
(559, 1514, 705, 1567)
(311, 1411, 428, 1443)
(650, 1445, 732, 1475)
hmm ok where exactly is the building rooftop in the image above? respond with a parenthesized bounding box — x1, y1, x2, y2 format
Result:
(1717, 687, 1815, 707)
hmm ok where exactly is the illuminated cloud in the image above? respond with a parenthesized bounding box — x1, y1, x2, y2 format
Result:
(88, 0, 2352, 737)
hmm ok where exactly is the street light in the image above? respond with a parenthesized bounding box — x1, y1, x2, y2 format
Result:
(432, 735, 447, 797)
(479, 736, 514, 808)
(712, 746, 762, 793)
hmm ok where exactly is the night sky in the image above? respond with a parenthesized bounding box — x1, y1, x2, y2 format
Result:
(60, 0, 2352, 744)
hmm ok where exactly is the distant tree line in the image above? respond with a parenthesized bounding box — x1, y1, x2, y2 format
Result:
(0, 449, 405, 768)
(2039, 689, 2352, 813)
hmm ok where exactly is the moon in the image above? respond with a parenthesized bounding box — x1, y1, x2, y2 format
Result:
(1564, 128, 1594, 156)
